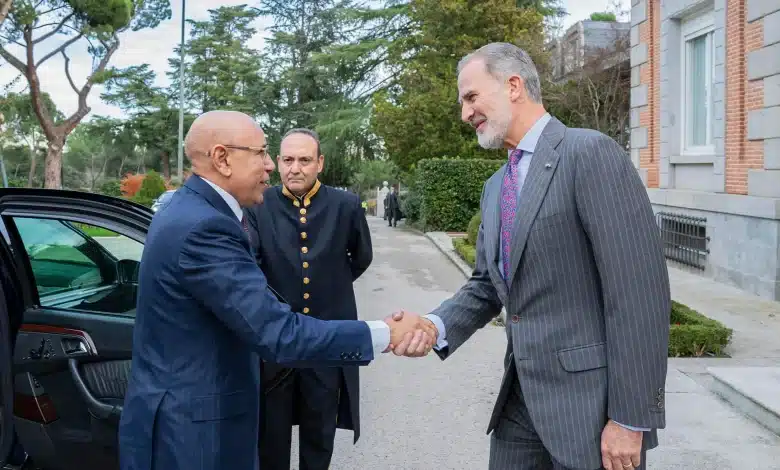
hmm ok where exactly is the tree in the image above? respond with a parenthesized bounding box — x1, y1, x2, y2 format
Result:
(253, 0, 409, 186)
(101, 63, 195, 179)
(544, 16, 630, 147)
(167, 5, 264, 115)
(0, 91, 62, 186)
(371, 0, 553, 171)
(0, 0, 171, 188)
(63, 116, 136, 190)
(0, 0, 11, 28)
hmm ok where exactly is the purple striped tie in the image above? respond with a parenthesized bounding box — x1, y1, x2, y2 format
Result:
(501, 149, 523, 278)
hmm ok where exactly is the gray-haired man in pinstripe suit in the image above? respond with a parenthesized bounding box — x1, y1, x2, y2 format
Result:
(392, 43, 671, 470)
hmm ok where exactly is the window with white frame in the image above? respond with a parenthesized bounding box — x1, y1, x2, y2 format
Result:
(681, 10, 715, 155)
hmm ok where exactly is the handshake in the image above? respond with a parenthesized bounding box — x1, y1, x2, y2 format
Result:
(381, 310, 438, 357)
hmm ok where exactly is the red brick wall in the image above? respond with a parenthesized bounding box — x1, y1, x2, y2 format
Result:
(724, 0, 765, 194)
(639, 0, 660, 188)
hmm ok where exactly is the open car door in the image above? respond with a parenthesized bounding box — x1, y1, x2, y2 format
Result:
(0, 188, 152, 470)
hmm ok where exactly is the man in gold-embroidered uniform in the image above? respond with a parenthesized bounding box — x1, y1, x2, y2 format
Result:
(245, 128, 373, 470)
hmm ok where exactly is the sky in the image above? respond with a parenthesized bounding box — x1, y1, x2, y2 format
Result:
(0, 0, 630, 121)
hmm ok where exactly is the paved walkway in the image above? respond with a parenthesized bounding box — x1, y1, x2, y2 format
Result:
(286, 217, 780, 469)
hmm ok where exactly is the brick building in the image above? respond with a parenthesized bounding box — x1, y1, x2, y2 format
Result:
(630, 0, 780, 299)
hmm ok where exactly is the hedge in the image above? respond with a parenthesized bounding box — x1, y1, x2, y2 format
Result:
(417, 158, 504, 232)
(452, 238, 732, 358)
(452, 237, 476, 267)
(669, 301, 732, 357)
(466, 211, 481, 245)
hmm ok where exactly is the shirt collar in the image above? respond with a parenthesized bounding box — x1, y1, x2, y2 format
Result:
(511, 112, 552, 156)
(201, 177, 243, 221)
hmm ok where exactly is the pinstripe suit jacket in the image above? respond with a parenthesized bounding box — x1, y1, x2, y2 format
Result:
(429, 117, 671, 469)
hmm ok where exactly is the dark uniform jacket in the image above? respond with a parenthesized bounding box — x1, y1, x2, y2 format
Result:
(244, 180, 373, 441)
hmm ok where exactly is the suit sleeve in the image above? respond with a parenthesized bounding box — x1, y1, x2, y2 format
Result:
(348, 196, 373, 281)
(177, 217, 375, 367)
(427, 180, 503, 359)
(574, 133, 670, 430)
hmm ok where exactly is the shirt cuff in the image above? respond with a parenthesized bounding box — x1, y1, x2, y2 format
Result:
(612, 420, 650, 432)
(365, 320, 390, 356)
(423, 314, 448, 350)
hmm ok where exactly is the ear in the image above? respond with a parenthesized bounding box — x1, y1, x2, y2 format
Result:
(507, 75, 526, 103)
(317, 154, 325, 173)
(211, 145, 232, 177)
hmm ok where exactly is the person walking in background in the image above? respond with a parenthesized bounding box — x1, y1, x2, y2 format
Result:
(386, 186, 400, 227)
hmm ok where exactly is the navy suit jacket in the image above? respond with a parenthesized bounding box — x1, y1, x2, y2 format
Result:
(118, 175, 374, 470)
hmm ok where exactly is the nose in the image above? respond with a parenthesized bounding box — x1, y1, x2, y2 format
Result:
(461, 103, 474, 123)
(265, 155, 276, 173)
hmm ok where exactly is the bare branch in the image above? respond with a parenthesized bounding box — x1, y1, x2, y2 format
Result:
(35, 32, 82, 67)
(0, 45, 27, 72)
(0, 35, 26, 48)
(61, 50, 80, 95)
(61, 35, 121, 134)
(33, 13, 74, 43)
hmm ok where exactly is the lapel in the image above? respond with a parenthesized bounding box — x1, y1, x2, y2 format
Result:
(482, 170, 508, 301)
(183, 175, 240, 224)
(506, 117, 566, 286)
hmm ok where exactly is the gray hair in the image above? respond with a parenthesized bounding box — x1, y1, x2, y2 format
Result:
(457, 42, 542, 103)
(282, 128, 321, 157)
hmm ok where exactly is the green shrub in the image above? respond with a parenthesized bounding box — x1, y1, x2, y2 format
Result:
(669, 301, 732, 357)
(399, 190, 420, 222)
(99, 179, 122, 197)
(452, 237, 476, 267)
(466, 211, 481, 245)
(417, 158, 503, 232)
(133, 170, 166, 207)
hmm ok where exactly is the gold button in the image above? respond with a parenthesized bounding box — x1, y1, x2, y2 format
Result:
(303, 277, 310, 284)
(303, 307, 310, 314)
(300, 217, 307, 224)
(301, 232, 307, 239)
(303, 261, 309, 268)
(301, 247, 308, 254)
(303, 293, 310, 299)
(300, 208, 307, 215)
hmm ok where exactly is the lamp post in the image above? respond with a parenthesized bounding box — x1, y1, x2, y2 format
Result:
(176, 0, 186, 182)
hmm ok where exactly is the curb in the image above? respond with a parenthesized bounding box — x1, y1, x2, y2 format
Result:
(423, 231, 506, 325)
(708, 367, 780, 437)
(423, 232, 473, 279)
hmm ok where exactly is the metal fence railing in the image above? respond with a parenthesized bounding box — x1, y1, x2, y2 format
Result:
(656, 212, 709, 270)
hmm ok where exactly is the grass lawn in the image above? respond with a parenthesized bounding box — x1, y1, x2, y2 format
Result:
(73, 223, 118, 237)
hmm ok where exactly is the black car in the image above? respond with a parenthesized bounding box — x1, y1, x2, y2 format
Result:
(0, 188, 294, 470)
(0, 188, 153, 470)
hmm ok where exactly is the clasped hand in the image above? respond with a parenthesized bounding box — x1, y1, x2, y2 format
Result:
(382, 310, 438, 357)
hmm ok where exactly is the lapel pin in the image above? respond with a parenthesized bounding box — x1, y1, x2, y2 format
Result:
(545, 163, 552, 169)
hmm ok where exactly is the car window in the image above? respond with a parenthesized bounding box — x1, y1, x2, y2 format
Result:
(12, 217, 142, 317)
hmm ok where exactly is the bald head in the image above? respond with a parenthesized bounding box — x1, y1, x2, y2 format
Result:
(183, 110, 275, 208)
(184, 111, 263, 166)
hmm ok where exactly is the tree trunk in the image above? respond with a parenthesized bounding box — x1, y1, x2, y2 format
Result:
(27, 143, 36, 187)
(161, 151, 170, 180)
(43, 135, 65, 189)
(0, 0, 11, 28)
